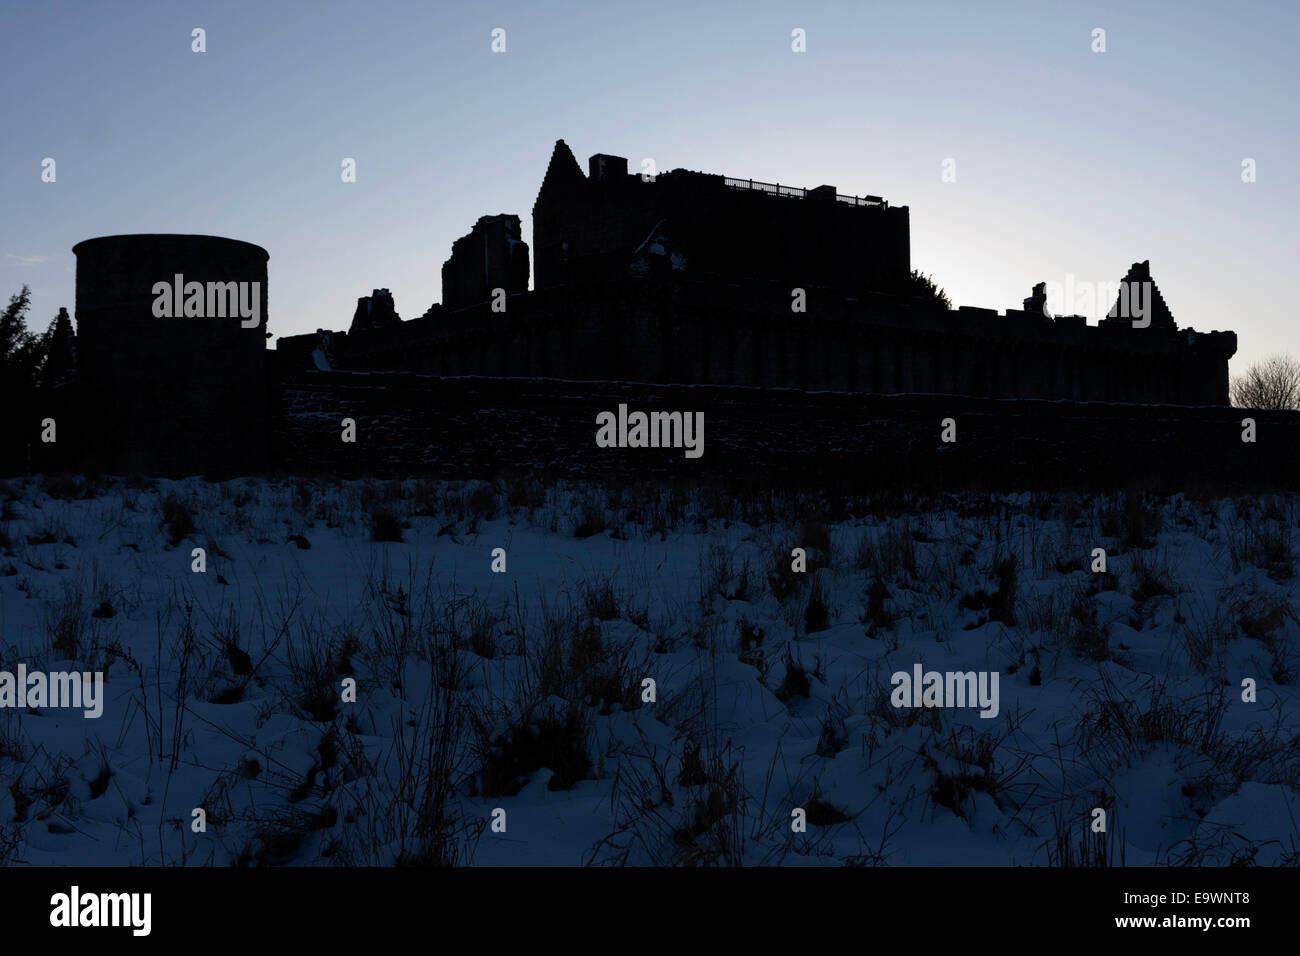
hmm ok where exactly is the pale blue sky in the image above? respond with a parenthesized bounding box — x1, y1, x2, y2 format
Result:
(1, 0, 1295, 371)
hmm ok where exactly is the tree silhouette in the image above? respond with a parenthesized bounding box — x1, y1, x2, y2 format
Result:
(0, 285, 50, 390)
(888, 269, 952, 310)
(1230, 354, 1300, 410)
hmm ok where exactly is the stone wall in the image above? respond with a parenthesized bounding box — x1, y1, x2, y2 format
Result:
(272, 371, 1299, 492)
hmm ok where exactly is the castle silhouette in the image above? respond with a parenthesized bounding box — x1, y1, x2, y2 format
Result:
(283, 139, 1236, 405)
(32, 139, 1250, 480)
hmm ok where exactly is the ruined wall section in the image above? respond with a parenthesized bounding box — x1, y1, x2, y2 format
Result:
(318, 261, 1236, 405)
(441, 214, 530, 310)
(273, 371, 1298, 490)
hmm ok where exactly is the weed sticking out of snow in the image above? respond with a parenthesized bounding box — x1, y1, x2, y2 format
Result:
(0, 477, 1294, 865)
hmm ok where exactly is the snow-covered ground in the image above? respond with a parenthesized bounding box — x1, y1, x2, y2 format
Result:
(0, 475, 1296, 866)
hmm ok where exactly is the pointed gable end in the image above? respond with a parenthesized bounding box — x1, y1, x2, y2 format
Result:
(534, 139, 586, 212)
(1106, 259, 1177, 330)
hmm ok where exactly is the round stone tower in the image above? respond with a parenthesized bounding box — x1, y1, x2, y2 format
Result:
(72, 234, 269, 477)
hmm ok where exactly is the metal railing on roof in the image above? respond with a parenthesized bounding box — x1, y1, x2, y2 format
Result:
(836, 193, 886, 207)
(722, 176, 885, 207)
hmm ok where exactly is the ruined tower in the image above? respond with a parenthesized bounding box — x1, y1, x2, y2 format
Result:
(350, 289, 401, 333)
(72, 234, 269, 476)
(441, 214, 530, 310)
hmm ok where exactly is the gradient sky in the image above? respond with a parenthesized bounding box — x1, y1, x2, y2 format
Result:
(2, 0, 1296, 372)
